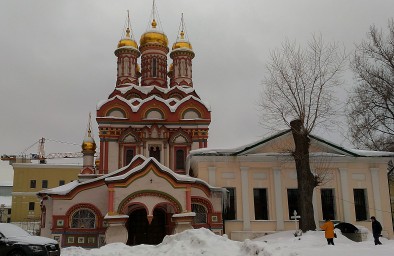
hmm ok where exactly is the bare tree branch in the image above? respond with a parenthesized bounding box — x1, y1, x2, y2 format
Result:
(347, 19, 394, 151)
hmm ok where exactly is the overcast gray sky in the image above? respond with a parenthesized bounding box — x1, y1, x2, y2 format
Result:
(1, 0, 393, 181)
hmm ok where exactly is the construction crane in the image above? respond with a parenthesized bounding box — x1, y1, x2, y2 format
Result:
(1, 137, 84, 165)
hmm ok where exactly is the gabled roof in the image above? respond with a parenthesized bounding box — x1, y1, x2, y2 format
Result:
(38, 155, 221, 197)
(189, 129, 394, 158)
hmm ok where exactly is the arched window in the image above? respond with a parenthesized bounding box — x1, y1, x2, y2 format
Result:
(145, 109, 164, 120)
(182, 109, 201, 119)
(192, 204, 207, 224)
(107, 108, 126, 118)
(71, 209, 96, 229)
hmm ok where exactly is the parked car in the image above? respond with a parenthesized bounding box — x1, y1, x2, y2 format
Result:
(0, 223, 60, 256)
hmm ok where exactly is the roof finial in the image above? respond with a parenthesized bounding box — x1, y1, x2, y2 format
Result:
(149, 0, 159, 29)
(180, 13, 185, 39)
(87, 112, 92, 138)
(126, 10, 131, 37)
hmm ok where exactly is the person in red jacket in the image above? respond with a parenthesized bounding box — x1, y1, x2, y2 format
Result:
(320, 217, 335, 245)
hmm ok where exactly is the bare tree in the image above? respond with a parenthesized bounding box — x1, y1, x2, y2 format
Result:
(260, 35, 346, 232)
(347, 19, 394, 151)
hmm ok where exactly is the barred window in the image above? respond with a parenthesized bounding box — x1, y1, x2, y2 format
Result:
(192, 204, 207, 224)
(71, 209, 96, 229)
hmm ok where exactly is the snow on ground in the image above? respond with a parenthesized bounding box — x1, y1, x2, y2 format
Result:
(62, 228, 394, 256)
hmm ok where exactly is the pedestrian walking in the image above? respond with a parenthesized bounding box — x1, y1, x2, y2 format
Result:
(370, 216, 382, 245)
(320, 217, 335, 245)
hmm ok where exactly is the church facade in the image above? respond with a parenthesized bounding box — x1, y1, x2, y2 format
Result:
(38, 8, 394, 248)
(38, 11, 225, 248)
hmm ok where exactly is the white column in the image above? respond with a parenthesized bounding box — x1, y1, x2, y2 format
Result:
(274, 168, 284, 230)
(313, 189, 319, 227)
(241, 167, 250, 231)
(371, 168, 383, 222)
(208, 167, 216, 186)
(339, 168, 351, 222)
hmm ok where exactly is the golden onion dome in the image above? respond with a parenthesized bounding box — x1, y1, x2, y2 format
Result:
(117, 28, 138, 49)
(169, 63, 173, 72)
(95, 157, 100, 167)
(82, 132, 96, 152)
(140, 19, 168, 48)
(172, 31, 192, 50)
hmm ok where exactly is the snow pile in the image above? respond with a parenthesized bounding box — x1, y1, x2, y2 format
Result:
(62, 228, 394, 256)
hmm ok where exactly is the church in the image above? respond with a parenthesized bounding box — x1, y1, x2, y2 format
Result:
(38, 6, 394, 248)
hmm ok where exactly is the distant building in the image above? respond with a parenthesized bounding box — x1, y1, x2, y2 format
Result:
(0, 182, 12, 223)
(11, 163, 80, 222)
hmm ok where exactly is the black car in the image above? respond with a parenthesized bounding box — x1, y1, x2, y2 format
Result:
(0, 223, 60, 256)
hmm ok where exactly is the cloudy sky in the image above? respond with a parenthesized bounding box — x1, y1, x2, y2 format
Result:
(1, 0, 393, 181)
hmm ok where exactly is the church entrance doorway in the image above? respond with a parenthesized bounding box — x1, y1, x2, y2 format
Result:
(126, 206, 170, 246)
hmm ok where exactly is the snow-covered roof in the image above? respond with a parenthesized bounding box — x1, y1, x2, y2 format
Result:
(105, 156, 220, 191)
(0, 181, 13, 187)
(0, 196, 12, 207)
(114, 84, 196, 95)
(39, 154, 222, 196)
(97, 94, 210, 113)
(189, 129, 394, 158)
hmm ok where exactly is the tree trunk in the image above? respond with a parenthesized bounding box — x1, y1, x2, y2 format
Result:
(290, 119, 317, 232)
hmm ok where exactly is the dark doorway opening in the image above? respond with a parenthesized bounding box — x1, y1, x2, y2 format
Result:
(126, 208, 167, 246)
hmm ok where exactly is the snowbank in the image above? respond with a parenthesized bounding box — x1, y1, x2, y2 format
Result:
(62, 228, 394, 256)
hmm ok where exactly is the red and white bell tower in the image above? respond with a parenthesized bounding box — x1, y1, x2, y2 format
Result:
(115, 11, 141, 87)
(169, 14, 194, 87)
(96, 9, 211, 175)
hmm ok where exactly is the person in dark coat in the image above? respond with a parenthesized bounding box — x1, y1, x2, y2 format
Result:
(370, 216, 382, 245)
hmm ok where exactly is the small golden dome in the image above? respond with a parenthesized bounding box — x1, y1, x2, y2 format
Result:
(140, 19, 168, 48)
(82, 127, 96, 152)
(82, 137, 96, 151)
(172, 31, 192, 50)
(117, 28, 138, 49)
(95, 157, 100, 167)
(169, 63, 173, 71)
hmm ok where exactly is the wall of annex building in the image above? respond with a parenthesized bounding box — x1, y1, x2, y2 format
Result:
(11, 164, 80, 222)
(51, 185, 108, 218)
(193, 156, 393, 239)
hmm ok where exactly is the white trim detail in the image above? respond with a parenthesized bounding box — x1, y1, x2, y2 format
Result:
(274, 168, 284, 230)
(241, 167, 250, 231)
(370, 168, 383, 222)
(339, 168, 351, 222)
